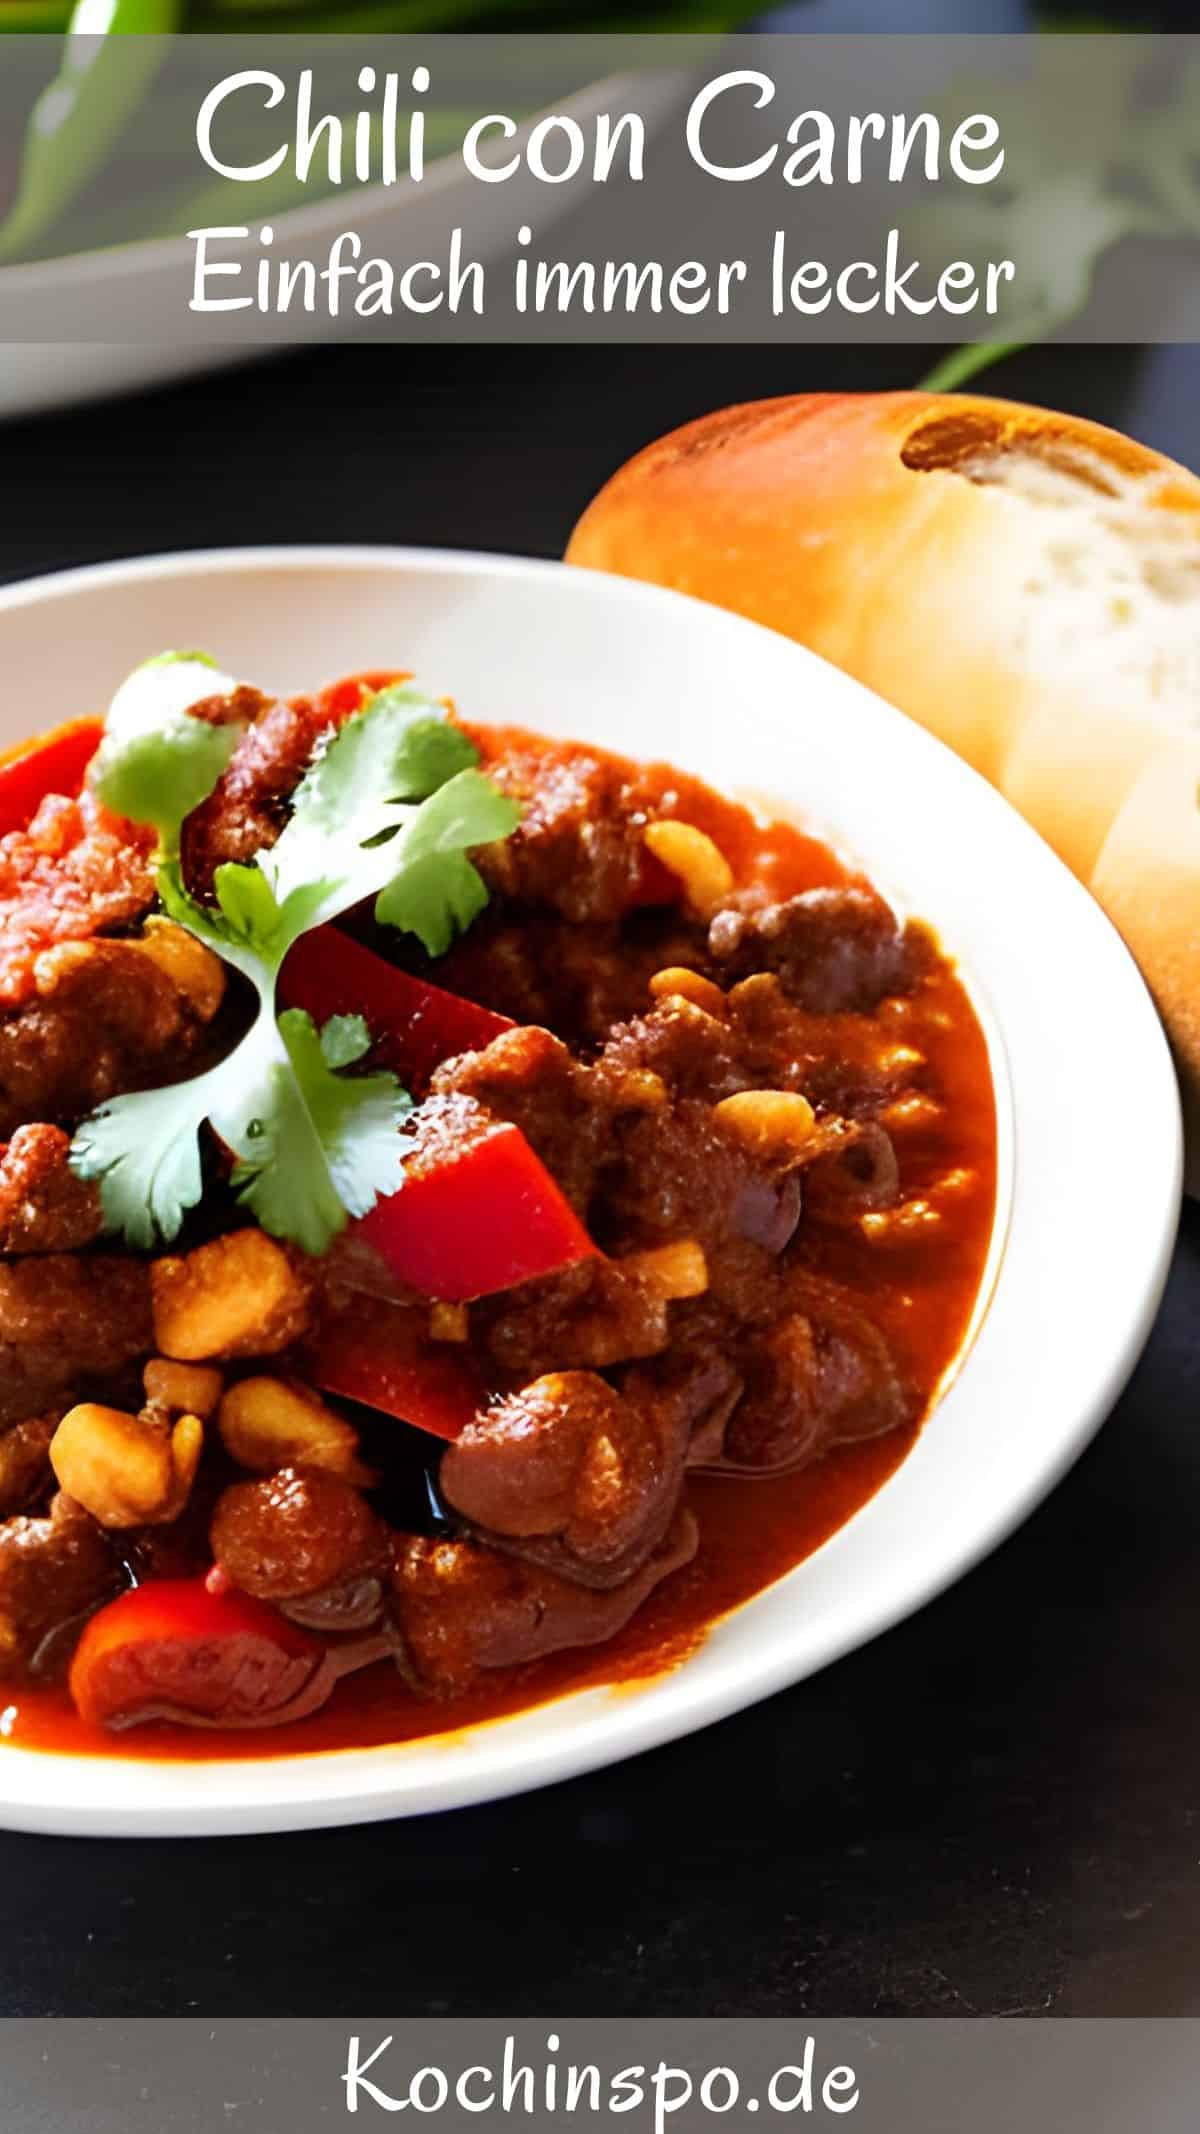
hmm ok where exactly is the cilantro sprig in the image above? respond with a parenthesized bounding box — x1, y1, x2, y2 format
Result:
(88, 650, 248, 841)
(70, 659, 520, 1254)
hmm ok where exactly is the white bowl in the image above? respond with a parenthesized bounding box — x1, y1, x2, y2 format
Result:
(0, 73, 664, 419)
(0, 546, 1181, 1835)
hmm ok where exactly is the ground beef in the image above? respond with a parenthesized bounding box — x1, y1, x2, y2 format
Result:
(802, 1123, 901, 1224)
(475, 743, 663, 925)
(445, 987, 905, 1376)
(479, 1258, 671, 1378)
(0, 1411, 58, 1519)
(442, 1369, 672, 1587)
(434, 907, 716, 1046)
(718, 972, 917, 1120)
(432, 1024, 666, 1216)
(442, 1354, 741, 1590)
(0, 791, 156, 1011)
(0, 1254, 153, 1426)
(609, 1107, 797, 1324)
(708, 887, 926, 1014)
(390, 1509, 698, 1695)
(0, 934, 223, 1139)
(210, 1468, 390, 1601)
(180, 695, 326, 900)
(599, 994, 747, 1103)
(0, 1492, 117, 1679)
(0, 1125, 101, 1253)
(719, 1275, 913, 1473)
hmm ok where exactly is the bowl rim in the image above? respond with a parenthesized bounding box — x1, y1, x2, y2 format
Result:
(0, 70, 638, 294)
(0, 542, 1181, 1836)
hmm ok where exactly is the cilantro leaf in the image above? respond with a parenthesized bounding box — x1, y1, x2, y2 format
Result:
(375, 768, 521, 955)
(212, 861, 287, 958)
(319, 1014, 372, 1070)
(221, 1010, 411, 1256)
(89, 651, 247, 848)
(381, 851, 490, 959)
(70, 666, 520, 1254)
(70, 1061, 228, 1251)
(262, 686, 478, 922)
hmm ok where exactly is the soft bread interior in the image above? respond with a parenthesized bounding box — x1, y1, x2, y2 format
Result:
(899, 411, 1200, 746)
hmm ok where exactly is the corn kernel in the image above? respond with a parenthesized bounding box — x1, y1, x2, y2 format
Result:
(620, 1239, 709, 1300)
(151, 1232, 311, 1361)
(143, 1359, 224, 1419)
(714, 1089, 817, 1159)
(880, 1093, 942, 1133)
(648, 967, 727, 1016)
(50, 1404, 176, 1529)
(644, 820, 734, 919)
(218, 1377, 372, 1484)
(862, 1199, 942, 1242)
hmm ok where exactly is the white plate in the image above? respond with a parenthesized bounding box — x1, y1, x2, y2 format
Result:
(0, 546, 1181, 1835)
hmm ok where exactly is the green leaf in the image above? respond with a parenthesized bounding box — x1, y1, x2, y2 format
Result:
(0, 0, 180, 268)
(375, 768, 521, 956)
(912, 43, 1196, 398)
(280, 1009, 411, 1218)
(144, 650, 220, 671)
(156, 856, 239, 953)
(89, 651, 247, 847)
(378, 851, 490, 960)
(224, 1058, 347, 1257)
(319, 1014, 372, 1070)
(350, 684, 479, 800)
(212, 861, 285, 953)
(263, 686, 477, 916)
(72, 671, 519, 1252)
(69, 1064, 222, 1251)
(222, 1010, 411, 1256)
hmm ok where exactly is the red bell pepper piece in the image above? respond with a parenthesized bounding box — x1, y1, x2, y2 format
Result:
(358, 1118, 595, 1304)
(280, 925, 513, 1095)
(0, 717, 104, 837)
(313, 669, 411, 725)
(69, 1578, 324, 1731)
(281, 914, 595, 1308)
(305, 1293, 486, 1441)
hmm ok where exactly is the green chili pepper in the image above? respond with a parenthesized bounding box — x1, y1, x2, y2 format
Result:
(0, 4, 77, 27)
(0, 0, 182, 266)
(919, 342, 1028, 392)
(159, 108, 473, 236)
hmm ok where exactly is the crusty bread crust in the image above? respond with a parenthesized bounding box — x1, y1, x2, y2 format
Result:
(567, 389, 1200, 1185)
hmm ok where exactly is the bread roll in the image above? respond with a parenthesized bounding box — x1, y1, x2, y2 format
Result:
(567, 390, 1200, 1186)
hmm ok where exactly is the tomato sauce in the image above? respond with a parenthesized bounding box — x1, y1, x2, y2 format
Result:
(0, 792, 155, 1008)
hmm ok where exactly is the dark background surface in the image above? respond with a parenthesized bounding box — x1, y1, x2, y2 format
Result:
(0, 340, 1197, 2017)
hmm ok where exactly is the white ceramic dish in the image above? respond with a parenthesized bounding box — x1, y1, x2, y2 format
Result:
(0, 73, 665, 419)
(0, 123, 523, 418)
(0, 545, 1181, 1836)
